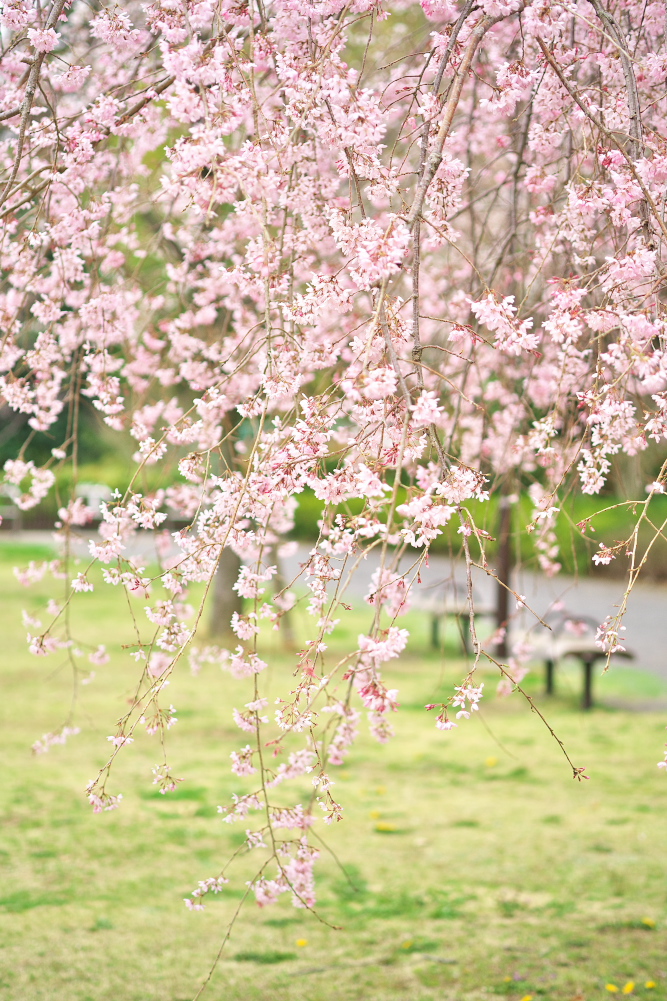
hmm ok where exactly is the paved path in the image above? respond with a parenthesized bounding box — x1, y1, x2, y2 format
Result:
(4, 530, 667, 681)
(280, 545, 667, 682)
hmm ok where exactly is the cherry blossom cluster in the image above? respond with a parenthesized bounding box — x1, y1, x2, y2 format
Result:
(3, 0, 667, 953)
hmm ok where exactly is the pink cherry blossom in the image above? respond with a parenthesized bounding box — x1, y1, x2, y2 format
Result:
(27, 27, 60, 51)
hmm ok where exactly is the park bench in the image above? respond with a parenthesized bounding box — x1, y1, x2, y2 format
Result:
(519, 612, 634, 710)
(75, 482, 112, 522)
(415, 591, 495, 653)
(0, 483, 22, 531)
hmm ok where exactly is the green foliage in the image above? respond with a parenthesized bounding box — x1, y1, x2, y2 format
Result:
(290, 488, 667, 579)
(0, 401, 116, 469)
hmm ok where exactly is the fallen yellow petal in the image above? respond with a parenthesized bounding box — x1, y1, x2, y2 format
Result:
(519, 995, 533, 1001)
(622, 983, 635, 994)
(645, 982, 656, 990)
(296, 938, 308, 947)
(642, 917, 656, 928)
(486, 756, 499, 767)
(374, 821, 397, 832)
(606, 985, 619, 993)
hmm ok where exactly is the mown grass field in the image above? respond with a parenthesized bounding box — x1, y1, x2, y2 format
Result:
(1, 538, 666, 1001)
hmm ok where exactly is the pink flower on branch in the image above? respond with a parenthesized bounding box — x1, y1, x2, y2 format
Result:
(27, 27, 60, 52)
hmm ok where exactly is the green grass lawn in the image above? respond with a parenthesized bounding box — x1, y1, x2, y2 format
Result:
(0, 541, 666, 1001)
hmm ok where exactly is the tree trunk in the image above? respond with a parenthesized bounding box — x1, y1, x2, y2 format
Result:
(210, 545, 243, 640)
(272, 553, 296, 650)
(495, 492, 513, 660)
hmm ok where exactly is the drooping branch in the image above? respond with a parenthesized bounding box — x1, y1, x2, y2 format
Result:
(0, 0, 69, 210)
(588, 0, 651, 242)
(406, 6, 526, 230)
(537, 37, 667, 245)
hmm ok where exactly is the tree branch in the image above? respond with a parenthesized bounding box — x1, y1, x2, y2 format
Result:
(537, 37, 667, 246)
(0, 0, 69, 210)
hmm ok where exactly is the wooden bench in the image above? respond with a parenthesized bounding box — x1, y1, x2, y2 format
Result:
(520, 613, 634, 710)
(416, 593, 495, 653)
(0, 484, 22, 531)
(75, 482, 112, 521)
